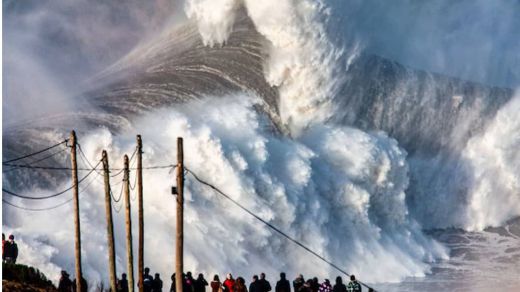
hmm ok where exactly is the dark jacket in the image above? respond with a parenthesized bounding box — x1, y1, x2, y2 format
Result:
(258, 279, 271, 292)
(292, 278, 304, 292)
(118, 279, 129, 292)
(276, 279, 290, 292)
(332, 284, 346, 292)
(153, 278, 164, 292)
(4, 241, 18, 261)
(194, 278, 209, 292)
(249, 281, 260, 292)
(58, 276, 73, 292)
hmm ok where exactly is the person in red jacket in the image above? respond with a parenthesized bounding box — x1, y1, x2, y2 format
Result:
(223, 274, 236, 292)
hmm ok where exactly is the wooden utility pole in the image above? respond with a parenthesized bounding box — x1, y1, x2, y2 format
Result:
(137, 135, 144, 292)
(124, 155, 135, 292)
(102, 150, 117, 292)
(175, 137, 184, 292)
(70, 130, 83, 292)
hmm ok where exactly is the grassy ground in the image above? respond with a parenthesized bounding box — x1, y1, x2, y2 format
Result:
(2, 263, 57, 291)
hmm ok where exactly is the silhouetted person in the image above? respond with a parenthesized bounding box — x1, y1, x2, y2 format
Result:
(310, 278, 319, 292)
(249, 275, 260, 292)
(300, 280, 312, 292)
(118, 273, 129, 292)
(223, 273, 236, 292)
(72, 277, 88, 292)
(292, 275, 304, 292)
(258, 273, 271, 292)
(318, 279, 332, 292)
(194, 273, 209, 292)
(234, 277, 248, 292)
(276, 273, 290, 292)
(346, 276, 361, 292)
(185, 272, 195, 292)
(143, 267, 154, 292)
(211, 275, 222, 292)
(153, 273, 164, 292)
(332, 277, 346, 292)
(58, 270, 72, 292)
(4, 234, 18, 264)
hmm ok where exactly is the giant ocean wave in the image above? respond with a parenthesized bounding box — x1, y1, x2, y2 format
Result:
(3, 0, 520, 287)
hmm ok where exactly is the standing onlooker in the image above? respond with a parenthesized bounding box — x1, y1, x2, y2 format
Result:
(185, 272, 195, 292)
(153, 273, 164, 292)
(346, 276, 361, 292)
(276, 273, 290, 292)
(292, 275, 304, 292)
(234, 277, 248, 292)
(143, 267, 154, 292)
(210, 275, 222, 292)
(249, 275, 260, 292)
(194, 273, 209, 292)
(118, 273, 129, 292)
(318, 279, 332, 292)
(223, 273, 236, 292)
(257, 273, 271, 292)
(310, 278, 319, 292)
(4, 234, 18, 264)
(332, 277, 346, 292)
(58, 270, 73, 292)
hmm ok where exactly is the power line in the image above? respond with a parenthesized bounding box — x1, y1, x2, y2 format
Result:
(2, 197, 73, 211)
(2, 164, 101, 212)
(2, 163, 175, 172)
(111, 178, 125, 203)
(2, 160, 102, 200)
(2, 140, 68, 164)
(2, 147, 69, 174)
(185, 167, 377, 292)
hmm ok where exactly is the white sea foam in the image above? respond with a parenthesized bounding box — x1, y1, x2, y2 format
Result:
(3, 96, 447, 285)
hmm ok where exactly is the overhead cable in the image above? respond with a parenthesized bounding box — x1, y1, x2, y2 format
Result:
(2, 140, 68, 164)
(185, 167, 377, 292)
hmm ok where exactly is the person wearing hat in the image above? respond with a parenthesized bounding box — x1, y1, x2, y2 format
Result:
(4, 234, 18, 264)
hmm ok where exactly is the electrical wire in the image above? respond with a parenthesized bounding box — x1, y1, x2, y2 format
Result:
(2, 163, 101, 212)
(2, 140, 68, 164)
(185, 167, 377, 292)
(2, 160, 102, 200)
(3, 147, 69, 174)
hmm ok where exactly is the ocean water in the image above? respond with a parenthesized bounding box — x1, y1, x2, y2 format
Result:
(3, 1, 520, 291)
